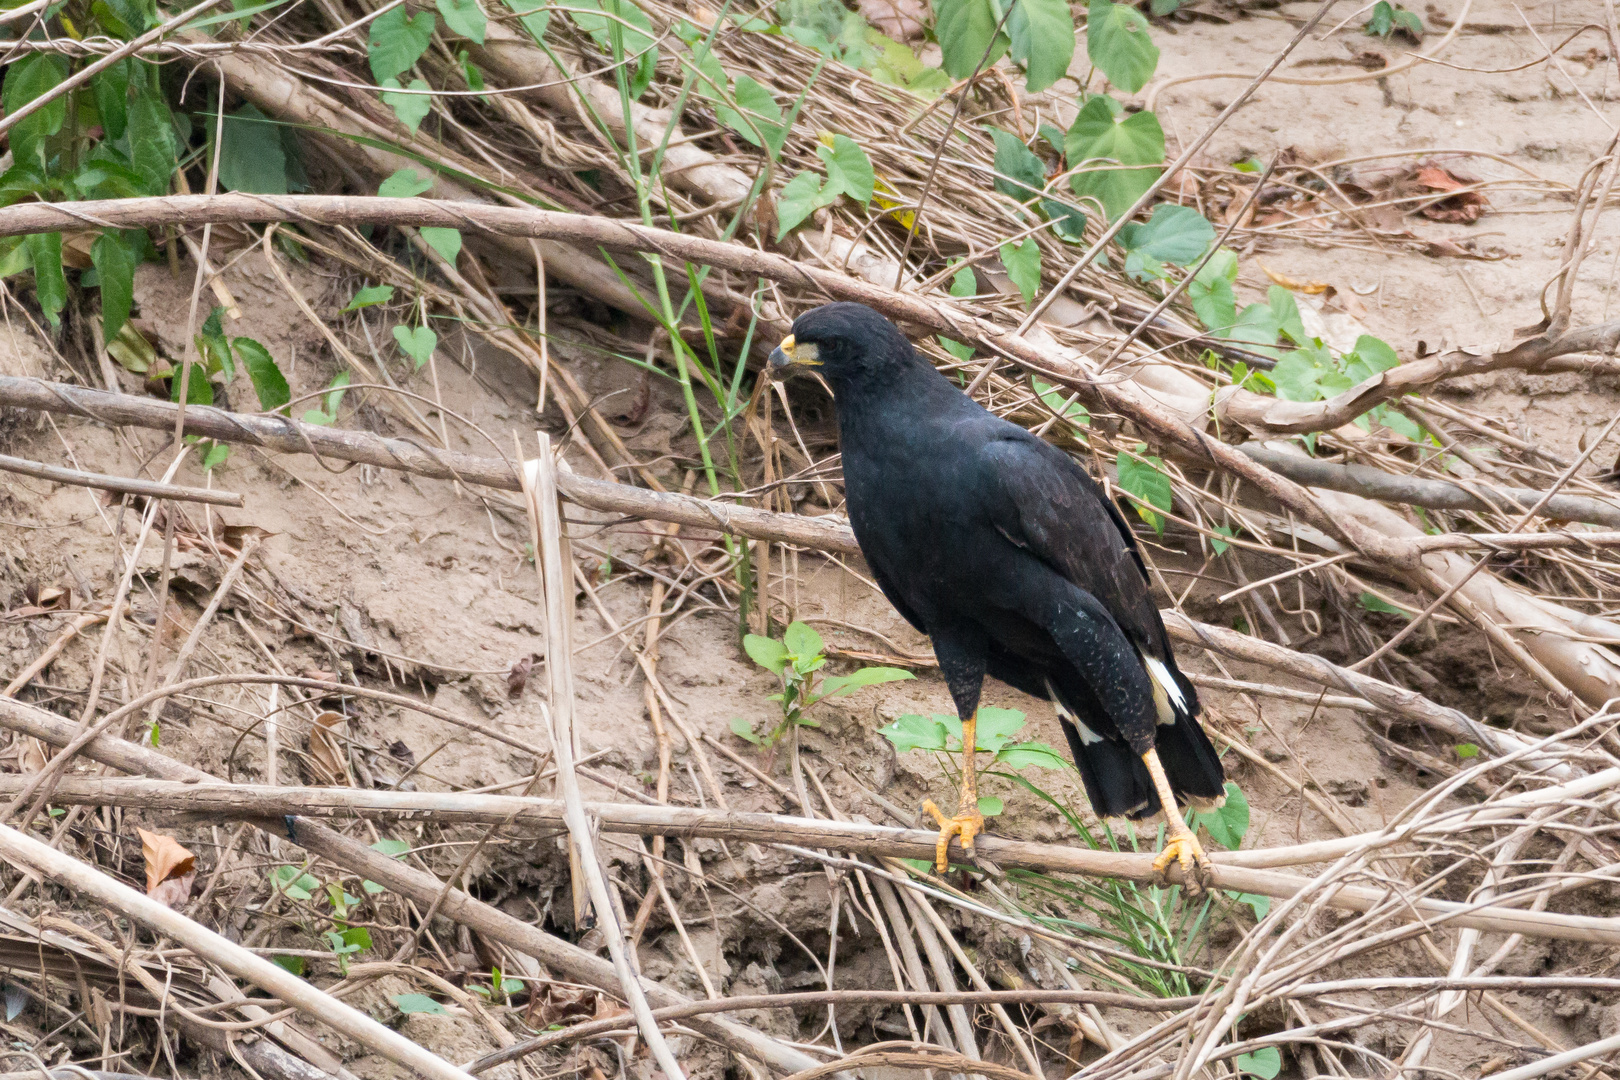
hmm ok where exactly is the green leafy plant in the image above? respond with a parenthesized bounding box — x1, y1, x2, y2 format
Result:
(394, 992, 448, 1015)
(1117, 204, 1214, 282)
(1086, 0, 1159, 93)
(302, 371, 352, 426)
(878, 706, 1067, 817)
(1117, 445, 1174, 533)
(1364, 0, 1422, 39)
(776, 135, 876, 238)
(731, 621, 913, 750)
(1066, 96, 1165, 220)
(1235, 1048, 1283, 1079)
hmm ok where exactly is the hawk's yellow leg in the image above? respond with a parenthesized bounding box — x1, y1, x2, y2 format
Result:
(923, 712, 985, 871)
(1143, 747, 1213, 891)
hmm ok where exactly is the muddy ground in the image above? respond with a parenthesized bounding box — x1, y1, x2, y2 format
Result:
(4, 0, 1620, 1076)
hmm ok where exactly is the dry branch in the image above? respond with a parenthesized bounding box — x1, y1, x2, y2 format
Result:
(0, 452, 245, 507)
(9, 771, 1620, 944)
(0, 376, 1561, 761)
(1215, 320, 1620, 437)
(0, 820, 476, 1080)
(1234, 442, 1620, 529)
(0, 694, 828, 1077)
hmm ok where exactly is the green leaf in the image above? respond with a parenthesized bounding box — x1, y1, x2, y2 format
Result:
(1393, 6, 1424, 36)
(1235, 1048, 1281, 1080)
(362, 879, 387, 894)
(819, 666, 916, 697)
(171, 362, 215, 405)
(783, 621, 824, 660)
(742, 634, 790, 674)
(271, 954, 306, 976)
(1065, 95, 1164, 220)
(201, 441, 230, 471)
(1189, 248, 1238, 332)
(271, 865, 319, 901)
(91, 231, 137, 340)
(1008, 0, 1075, 92)
(972, 707, 1028, 753)
(728, 716, 762, 745)
(976, 795, 1004, 816)
(1343, 333, 1399, 382)
(1209, 524, 1234, 556)
(1086, 0, 1159, 92)
(344, 284, 395, 312)
(1359, 591, 1410, 618)
(369, 6, 436, 82)
(1000, 237, 1041, 306)
(994, 740, 1070, 770)
(1116, 445, 1173, 533)
(436, 0, 486, 41)
(878, 713, 950, 753)
(234, 337, 291, 412)
(381, 78, 434, 134)
(505, 0, 548, 41)
(1268, 286, 1307, 344)
(393, 993, 447, 1015)
(716, 75, 785, 156)
(218, 104, 287, 194)
(126, 81, 176, 196)
(371, 838, 412, 857)
(91, 59, 131, 141)
(393, 324, 438, 369)
(775, 171, 835, 239)
(1118, 204, 1214, 266)
(1455, 742, 1480, 759)
(934, 0, 1008, 78)
(990, 128, 1046, 203)
(819, 135, 874, 206)
(3, 55, 69, 170)
(1229, 891, 1270, 920)
(420, 226, 462, 264)
(25, 232, 66, 328)
(1364, 0, 1393, 34)
(379, 167, 434, 197)
(1194, 781, 1249, 849)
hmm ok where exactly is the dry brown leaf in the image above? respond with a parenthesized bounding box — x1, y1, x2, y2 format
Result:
(1414, 165, 1488, 223)
(17, 737, 48, 775)
(138, 827, 197, 910)
(508, 653, 541, 700)
(307, 710, 350, 785)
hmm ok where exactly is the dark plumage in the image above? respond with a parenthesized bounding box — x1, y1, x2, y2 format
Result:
(769, 302, 1225, 878)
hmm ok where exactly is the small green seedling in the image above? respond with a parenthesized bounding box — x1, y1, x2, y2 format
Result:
(302, 371, 352, 426)
(1364, 0, 1422, 39)
(878, 706, 1068, 817)
(731, 621, 913, 751)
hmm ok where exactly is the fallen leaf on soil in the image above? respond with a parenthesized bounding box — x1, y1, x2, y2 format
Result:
(508, 653, 542, 700)
(307, 711, 350, 785)
(138, 827, 197, 909)
(531, 983, 597, 1027)
(1414, 165, 1488, 223)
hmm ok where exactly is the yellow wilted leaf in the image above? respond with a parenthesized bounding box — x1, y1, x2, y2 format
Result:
(1257, 261, 1329, 294)
(873, 177, 915, 229)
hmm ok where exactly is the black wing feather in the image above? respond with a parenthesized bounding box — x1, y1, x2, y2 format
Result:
(980, 434, 1168, 660)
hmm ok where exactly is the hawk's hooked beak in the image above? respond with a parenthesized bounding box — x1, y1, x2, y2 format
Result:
(768, 335, 820, 377)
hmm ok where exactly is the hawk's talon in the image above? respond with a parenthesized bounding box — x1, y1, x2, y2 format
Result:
(1152, 831, 1212, 893)
(923, 799, 985, 872)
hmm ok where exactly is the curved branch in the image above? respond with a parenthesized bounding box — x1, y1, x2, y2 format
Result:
(1215, 320, 1620, 436)
(0, 193, 1421, 568)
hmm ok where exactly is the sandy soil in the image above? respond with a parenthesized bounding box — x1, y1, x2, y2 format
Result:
(4, 0, 1620, 1074)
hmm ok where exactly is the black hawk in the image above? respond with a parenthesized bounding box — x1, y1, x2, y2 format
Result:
(769, 302, 1226, 883)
